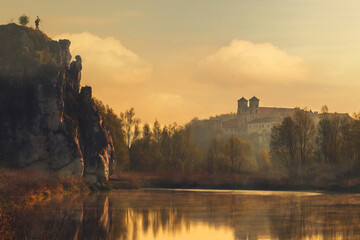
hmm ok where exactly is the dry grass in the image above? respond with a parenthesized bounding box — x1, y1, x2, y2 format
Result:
(0, 169, 87, 201)
(0, 168, 87, 239)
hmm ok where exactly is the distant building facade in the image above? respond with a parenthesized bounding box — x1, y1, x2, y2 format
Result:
(202, 96, 347, 150)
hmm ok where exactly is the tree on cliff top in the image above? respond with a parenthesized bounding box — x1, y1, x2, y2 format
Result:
(18, 15, 29, 26)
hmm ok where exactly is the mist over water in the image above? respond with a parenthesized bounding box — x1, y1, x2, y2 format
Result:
(19, 190, 360, 239)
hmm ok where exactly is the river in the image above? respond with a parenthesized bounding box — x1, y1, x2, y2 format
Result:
(19, 189, 360, 239)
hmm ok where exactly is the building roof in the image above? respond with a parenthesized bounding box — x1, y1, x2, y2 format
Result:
(258, 107, 296, 116)
(204, 119, 221, 124)
(317, 112, 349, 117)
(238, 97, 248, 102)
(248, 116, 283, 124)
(249, 96, 259, 101)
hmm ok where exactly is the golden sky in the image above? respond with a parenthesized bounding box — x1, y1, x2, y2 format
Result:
(2, 0, 360, 124)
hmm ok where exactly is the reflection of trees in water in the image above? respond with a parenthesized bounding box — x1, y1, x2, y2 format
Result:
(19, 193, 112, 240)
(111, 203, 191, 239)
(19, 196, 83, 239)
(15, 190, 360, 239)
(268, 199, 305, 240)
(267, 196, 360, 240)
(110, 192, 360, 240)
(81, 194, 112, 240)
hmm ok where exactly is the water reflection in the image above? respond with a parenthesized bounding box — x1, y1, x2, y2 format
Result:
(17, 190, 360, 239)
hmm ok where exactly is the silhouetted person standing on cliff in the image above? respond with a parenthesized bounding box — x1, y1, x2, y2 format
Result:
(35, 16, 40, 30)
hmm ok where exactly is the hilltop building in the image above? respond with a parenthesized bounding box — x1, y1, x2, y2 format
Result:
(202, 96, 347, 150)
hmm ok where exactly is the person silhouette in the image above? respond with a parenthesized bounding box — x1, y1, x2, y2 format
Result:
(35, 16, 40, 30)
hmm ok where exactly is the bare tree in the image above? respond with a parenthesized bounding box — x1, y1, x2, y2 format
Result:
(270, 109, 316, 177)
(152, 119, 161, 144)
(120, 108, 140, 148)
(270, 117, 298, 177)
(293, 109, 316, 176)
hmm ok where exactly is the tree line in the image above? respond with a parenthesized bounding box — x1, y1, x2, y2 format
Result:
(95, 100, 202, 172)
(95, 100, 259, 174)
(270, 107, 360, 179)
(96, 99, 359, 181)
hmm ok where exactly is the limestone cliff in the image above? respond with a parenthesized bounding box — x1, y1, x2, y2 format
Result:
(0, 23, 115, 184)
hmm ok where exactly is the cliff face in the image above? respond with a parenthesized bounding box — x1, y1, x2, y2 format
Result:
(0, 24, 115, 184)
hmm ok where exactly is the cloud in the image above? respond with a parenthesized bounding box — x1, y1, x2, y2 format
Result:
(198, 40, 307, 86)
(152, 93, 183, 105)
(54, 32, 152, 86)
(145, 93, 185, 112)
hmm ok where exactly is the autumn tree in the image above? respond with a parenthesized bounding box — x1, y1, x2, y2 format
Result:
(130, 123, 154, 171)
(120, 108, 140, 148)
(316, 113, 353, 171)
(164, 125, 201, 172)
(293, 108, 316, 175)
(206, 137, 222, 173)
(94, 99, 129, 170)
(350, 118, 360, 171)
(225, 136, 253, 172)
(206, 137, 231, 173)
(153, 119, 161, 144)
(271, 109, 316, 177)
(129, 121, 202, 173)
(142, 123, 152, 146)
(205, 136, 255, 173)
(270, 117, 298, 177)
(257, 149, 271, 172)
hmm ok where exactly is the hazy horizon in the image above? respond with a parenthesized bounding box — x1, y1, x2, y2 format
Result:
(2, 0, 360, 124)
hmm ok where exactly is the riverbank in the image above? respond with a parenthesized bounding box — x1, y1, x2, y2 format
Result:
(0, 169, 88, 239)
(0, 169, 88, 202)
(110, 171, 360, 192)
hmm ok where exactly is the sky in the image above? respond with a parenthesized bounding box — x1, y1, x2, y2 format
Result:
(2, 0, 360, 124)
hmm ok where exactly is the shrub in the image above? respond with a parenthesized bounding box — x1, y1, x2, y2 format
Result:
(18, 15, 29, 26)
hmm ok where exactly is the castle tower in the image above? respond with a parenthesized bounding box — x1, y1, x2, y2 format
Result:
(249, 96, 259, 114)
(237, 97, 248, 115)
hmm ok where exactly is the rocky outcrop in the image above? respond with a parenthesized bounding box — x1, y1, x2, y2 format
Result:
(0, 24, 115, 184)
